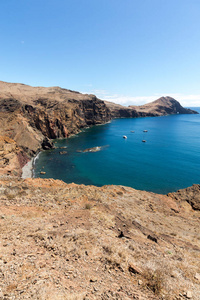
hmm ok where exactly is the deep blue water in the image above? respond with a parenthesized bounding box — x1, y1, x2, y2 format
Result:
(34, 108, 200, 194)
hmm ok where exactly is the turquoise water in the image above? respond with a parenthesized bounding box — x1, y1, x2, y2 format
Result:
(34, 108, 200, 194)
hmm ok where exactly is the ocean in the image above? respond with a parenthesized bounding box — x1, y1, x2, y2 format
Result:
(34, 108, 200, 194)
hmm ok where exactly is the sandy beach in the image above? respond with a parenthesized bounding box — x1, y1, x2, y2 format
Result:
(21, 158, 33, 179)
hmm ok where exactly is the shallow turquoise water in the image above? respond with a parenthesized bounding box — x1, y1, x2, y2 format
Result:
(34, 108, 200, 194)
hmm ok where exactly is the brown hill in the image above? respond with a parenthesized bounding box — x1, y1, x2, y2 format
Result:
(106, 96, 198, 118)
(130, 96, 197, 116)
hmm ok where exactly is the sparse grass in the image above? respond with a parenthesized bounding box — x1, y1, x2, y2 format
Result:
(6, 194, 15, 200)
(143, 268, 164, 295)
(85, 203, 92, 210)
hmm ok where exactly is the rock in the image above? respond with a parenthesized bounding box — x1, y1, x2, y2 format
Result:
(82, 146, 102, 153)
(169, 184, 200, 210)
(128, 264, 141, 275)
(186, 291, 192, 298)
(147, 234, 158, 243)
(59, 151, 67, 155)
(42, 137, 54, 150)
(90, 278, 97, 282)
(194, 273, 200, 280)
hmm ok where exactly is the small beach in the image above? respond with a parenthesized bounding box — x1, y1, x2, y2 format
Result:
(22, 159, 33, 179)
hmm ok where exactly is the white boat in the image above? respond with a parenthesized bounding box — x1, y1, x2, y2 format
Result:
(143, 130, 148, 132)
(123, 135, 127, 139)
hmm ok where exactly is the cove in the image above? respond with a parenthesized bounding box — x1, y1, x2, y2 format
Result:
(34, 109, 200, 194)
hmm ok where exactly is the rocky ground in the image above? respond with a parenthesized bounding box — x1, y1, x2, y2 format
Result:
(0, 176, 199, 299)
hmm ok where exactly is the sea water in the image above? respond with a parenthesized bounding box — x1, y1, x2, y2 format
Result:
(34, 108, 200, 194)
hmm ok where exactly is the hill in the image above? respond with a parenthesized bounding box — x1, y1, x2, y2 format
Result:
(105, 96, 198, 118)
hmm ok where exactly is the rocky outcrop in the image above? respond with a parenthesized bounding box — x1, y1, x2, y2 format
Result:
(168, 184, 200, 210)
(0, 81, 111, 173)
(106, 96, 198, 118)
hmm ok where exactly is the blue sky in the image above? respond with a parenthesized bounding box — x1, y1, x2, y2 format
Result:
(0, 0, 200, 106)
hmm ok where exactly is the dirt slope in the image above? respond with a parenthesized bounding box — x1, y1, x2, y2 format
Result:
(0, 177, 199, 299)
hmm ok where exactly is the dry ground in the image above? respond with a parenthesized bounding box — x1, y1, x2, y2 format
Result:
(0, 177, 199, 299)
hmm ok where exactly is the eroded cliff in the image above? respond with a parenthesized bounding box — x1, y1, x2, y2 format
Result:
(0, 81, 111, 175)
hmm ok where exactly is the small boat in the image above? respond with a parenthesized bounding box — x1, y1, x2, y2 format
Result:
(130, 131, 135, 133)
(123, 135, 127, 139)
(143, 130, 148, 132)
(142, 140, 146, 143)
(40, 171, 46, 175)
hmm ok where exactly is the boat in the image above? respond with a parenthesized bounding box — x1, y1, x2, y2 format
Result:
(130, 131, 135, 133)
(143, 130, 148, 132)
(123, 136, 127, 139)
(142, 140, 146, 143)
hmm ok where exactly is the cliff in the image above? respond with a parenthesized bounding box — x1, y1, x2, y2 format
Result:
(0, 81, 111, 175)
(105, 96, 198, 118)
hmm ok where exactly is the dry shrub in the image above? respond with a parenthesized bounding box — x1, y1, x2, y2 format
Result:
(143, 268, 164, 295)
(85, 203, 92, 210)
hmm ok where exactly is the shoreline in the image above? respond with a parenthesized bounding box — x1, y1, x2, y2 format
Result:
(21, 151, 41, 179)
(21, 158, 34, 179)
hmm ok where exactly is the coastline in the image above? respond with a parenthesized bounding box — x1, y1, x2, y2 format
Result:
(21, 152, 41, 179)
(21, 158, 34, 179)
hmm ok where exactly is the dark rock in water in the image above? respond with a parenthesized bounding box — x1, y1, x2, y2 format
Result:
(42, 137, 54, 150)
(59, 151, 67, 155)
(82, 146, 101, 153)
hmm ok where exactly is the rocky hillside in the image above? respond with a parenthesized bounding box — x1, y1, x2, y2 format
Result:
(130, 96, 197, 116)
(0, 176, 199, 299)
(105, 96, 198, 118)
(0, 81, 111, 175)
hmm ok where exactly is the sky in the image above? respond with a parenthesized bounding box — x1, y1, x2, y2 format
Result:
(0, 0, 200, 106)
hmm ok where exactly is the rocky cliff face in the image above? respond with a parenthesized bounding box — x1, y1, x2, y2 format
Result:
(0, 81, 111, 175)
